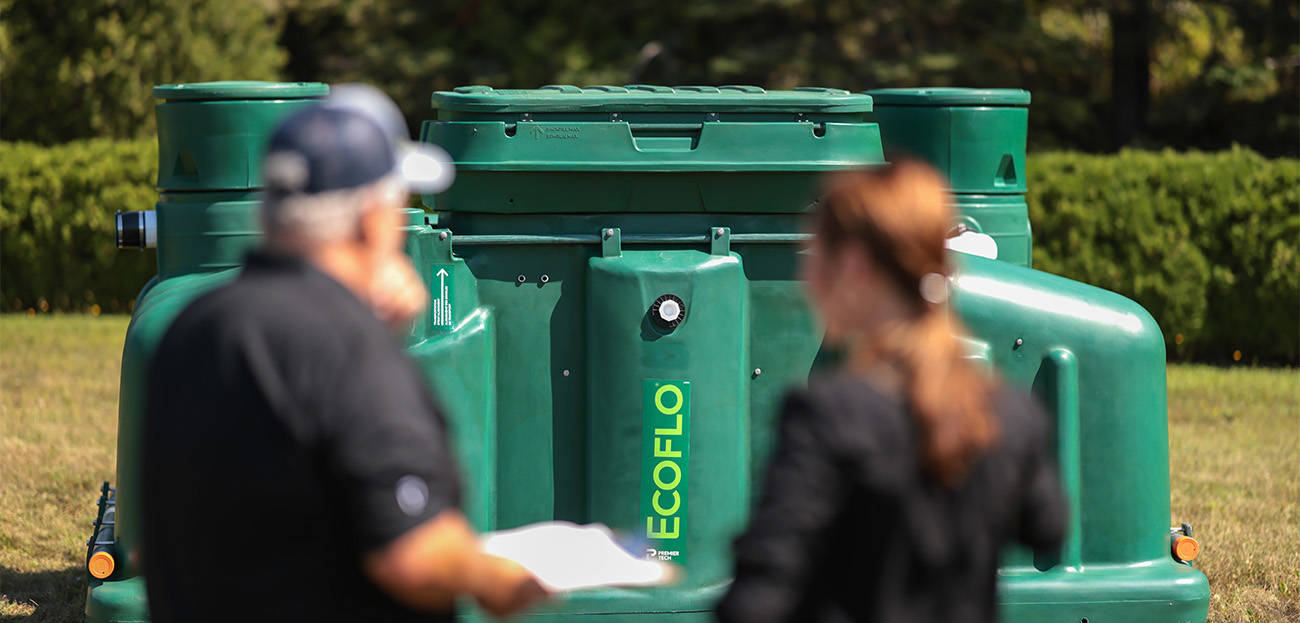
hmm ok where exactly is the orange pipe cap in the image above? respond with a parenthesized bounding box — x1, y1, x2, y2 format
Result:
(88, 551, 116, 579)
(1172, 535, 1200, 562)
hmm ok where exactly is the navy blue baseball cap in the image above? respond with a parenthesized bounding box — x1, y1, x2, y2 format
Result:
(262, 84, 453, 196)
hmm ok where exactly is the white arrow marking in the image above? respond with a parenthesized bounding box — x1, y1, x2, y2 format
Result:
(435, 268, 450, 326)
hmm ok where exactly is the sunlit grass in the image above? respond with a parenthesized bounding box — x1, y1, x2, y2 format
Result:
(1167, 365, 1300, 622)
(1, 315, 126, 620)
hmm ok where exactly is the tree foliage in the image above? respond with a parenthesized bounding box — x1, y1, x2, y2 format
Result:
(1, 0, 1294, 154)
(274, 0, 1297, 155)
(0, 139, 157, 313)
(1028, 147, 1300, 363)
(0, 0, 284, 143)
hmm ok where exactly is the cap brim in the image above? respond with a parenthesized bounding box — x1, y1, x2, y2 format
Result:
(397, 142, 455, 193)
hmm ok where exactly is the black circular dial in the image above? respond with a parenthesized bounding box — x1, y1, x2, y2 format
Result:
(650, 294, 687, 330)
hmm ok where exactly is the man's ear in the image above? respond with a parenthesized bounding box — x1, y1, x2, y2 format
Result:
(355, 192, 390, 244)
(355, 189, 406, 251)
(355, 201, 379, 244)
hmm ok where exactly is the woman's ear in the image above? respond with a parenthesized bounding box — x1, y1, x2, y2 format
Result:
(836, 243, 871, 282)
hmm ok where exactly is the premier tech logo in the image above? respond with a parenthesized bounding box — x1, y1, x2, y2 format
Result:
(640, 380, 691, 563)
(528, 124, 581, 140)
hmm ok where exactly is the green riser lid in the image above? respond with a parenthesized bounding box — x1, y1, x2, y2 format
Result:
(153, 81, 328, 101)
(153, 82, 328, 191)
(866, 87, 1030, 107)
(866, 88, 1029, 194)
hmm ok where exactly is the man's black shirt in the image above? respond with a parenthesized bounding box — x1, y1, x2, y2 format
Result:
(141, 251, 462, 623)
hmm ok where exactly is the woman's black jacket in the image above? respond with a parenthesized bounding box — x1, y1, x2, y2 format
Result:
(716, 375, 1067, 623)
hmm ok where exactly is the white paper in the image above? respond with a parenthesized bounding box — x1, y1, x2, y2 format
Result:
(945, 230, 999, 260)
(481, 521, 676, 592)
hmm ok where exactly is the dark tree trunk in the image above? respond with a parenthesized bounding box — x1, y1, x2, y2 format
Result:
(278, 11, 320, 81)
(1110, 0, 1151, 149)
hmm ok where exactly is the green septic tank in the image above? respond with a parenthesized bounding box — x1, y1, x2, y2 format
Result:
(867, 88, 1034, 267)
(87, 81, 328, 623)
(88, 83, 1208, 623)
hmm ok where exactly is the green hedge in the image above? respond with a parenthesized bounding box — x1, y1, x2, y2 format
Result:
(1, 139, 158, 314)
(3, 140, 1296, 362)
(1028, 147, 1300, 363)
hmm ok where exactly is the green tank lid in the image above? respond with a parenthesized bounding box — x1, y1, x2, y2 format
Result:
(423, 84, 884, 214)
(434, 85, 873, 113)
(153, 81, 329, 102)
(865, 87, 1030, 107)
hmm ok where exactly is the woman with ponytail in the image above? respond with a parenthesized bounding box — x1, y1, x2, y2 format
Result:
(717, 162, 1066, 623)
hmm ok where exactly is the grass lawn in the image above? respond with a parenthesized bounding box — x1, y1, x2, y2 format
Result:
(1, 314, 1297, 621)
(1167, 364, 1300, 622)
(2, 315, 126, 621)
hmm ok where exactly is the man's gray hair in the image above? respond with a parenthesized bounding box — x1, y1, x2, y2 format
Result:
(260, 167, 405, 249)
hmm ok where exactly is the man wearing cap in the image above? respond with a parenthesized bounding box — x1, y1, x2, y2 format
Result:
(140, 85, 545, 622)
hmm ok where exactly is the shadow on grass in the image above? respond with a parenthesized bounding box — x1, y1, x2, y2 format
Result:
(0, 565, 86, 622)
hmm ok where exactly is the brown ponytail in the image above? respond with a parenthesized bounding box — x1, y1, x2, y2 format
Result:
(814, 162, 998, 487)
